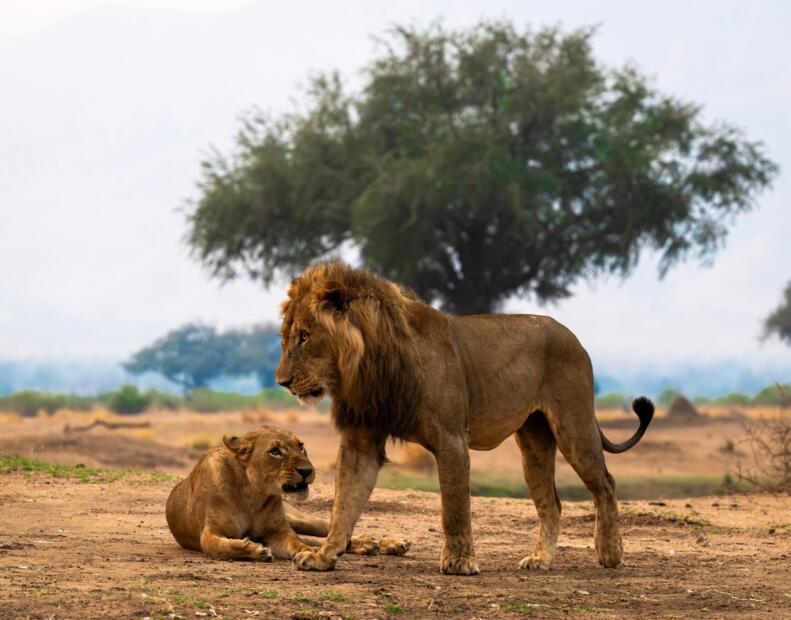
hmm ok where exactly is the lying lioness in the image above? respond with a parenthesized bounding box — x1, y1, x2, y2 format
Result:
(165, 425, 410, 561)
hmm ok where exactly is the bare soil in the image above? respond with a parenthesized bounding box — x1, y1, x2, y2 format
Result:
(0, 408, 789, 618)
(1, 471, 790, 619)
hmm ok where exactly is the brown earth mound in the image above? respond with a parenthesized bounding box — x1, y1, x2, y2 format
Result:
(666, 396, 701, 421)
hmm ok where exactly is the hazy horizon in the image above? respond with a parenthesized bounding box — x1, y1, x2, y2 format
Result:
(2, 0, 790, 374)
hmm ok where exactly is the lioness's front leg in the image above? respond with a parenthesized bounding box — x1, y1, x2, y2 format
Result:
(199, 527, 274, 562)
(435, 436, 479, 575)
(293, 430, 381, 571)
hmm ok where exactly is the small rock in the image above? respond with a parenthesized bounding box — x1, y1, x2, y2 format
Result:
(711, 502, 720, 507)
(685, 503, 693, 508)
(649, 501, 667, 507)
(575, 590, 590, 595)
(667, 549, 676, 557)
(768, 528, 776, 535)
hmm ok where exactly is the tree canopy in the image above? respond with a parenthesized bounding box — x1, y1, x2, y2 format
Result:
(187, 22, 777, 314)
(764, 282, 791, 346)
(124, 323, 281, 391)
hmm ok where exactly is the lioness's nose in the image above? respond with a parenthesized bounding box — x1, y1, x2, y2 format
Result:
(278, 377, 293, 389)
(297, 466, 314, 480)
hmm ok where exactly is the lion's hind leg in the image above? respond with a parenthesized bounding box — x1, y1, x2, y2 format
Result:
(549, 404, 623, 568)
(515, 411, 561, 570)
(199, 527, 274, 561)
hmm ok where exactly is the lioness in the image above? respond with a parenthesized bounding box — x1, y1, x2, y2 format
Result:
(166, 425, 409, 561)
(275, 261, 654, 575)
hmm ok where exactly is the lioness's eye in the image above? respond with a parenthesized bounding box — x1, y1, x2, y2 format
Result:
(299, 331, 309, 343)
(269, 447, 282, 457)
(297, 443, 305, 452)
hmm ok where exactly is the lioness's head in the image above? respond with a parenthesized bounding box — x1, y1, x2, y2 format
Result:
(275, 261, 415, 406)
(222, 426, 315, 499)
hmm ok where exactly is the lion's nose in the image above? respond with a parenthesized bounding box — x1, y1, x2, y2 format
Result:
(278, 377, 293, 389)
(297, 466, 314, 480)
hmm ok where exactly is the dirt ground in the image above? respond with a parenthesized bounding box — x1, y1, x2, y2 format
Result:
(0, 470, 789, 619)
(0, 408, 789, 618)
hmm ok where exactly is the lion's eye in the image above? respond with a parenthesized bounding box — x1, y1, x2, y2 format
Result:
(299, 331, 309, 343)
(269, 447, 282, 457)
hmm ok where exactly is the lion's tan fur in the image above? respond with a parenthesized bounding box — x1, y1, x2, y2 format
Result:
(276, 262, 653, 574)
(165, 425, 410, 562)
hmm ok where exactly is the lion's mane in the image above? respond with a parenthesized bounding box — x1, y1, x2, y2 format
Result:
(281, 262, 422, 450)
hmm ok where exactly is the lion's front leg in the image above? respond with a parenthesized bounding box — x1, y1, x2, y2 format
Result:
(435, 436, 480, 575)
(292, 430, 382, 572)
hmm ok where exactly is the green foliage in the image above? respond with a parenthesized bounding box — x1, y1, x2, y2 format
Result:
(187, 21, 777, 315)
(715, 392, 751, 406)
(594, 392, 628, 410)
(764, 282, 791, 346)
(657, 388, 683, 406)
(753, 383, 791, 406)
(124, 323, 282, 391)
(0, 391, 93, 417)
(185, 387, 297, 412)
(124, 324, 230, 392)
(107, 384, 151, 414)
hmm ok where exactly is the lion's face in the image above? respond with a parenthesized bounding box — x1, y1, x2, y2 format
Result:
(222, 426, 315, 499)
(275, 300, 340, 406)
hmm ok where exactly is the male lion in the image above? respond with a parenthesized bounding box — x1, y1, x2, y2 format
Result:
(276, 262, 654, 575)
(165, 425, 410, 561)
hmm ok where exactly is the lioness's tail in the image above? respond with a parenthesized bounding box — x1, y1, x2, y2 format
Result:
(599, 396, 655, 454)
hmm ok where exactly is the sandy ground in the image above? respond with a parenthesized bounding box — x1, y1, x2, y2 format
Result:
(0, 471, 789, 619)
(0, 406, 763, 482)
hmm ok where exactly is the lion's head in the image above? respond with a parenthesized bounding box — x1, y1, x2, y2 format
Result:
(222, 426, 315, 499)
(275, 262, 422, 445)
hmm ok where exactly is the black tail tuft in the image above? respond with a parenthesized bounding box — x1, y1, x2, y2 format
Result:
(632, 396, 655, 427)
(599, 395, 655, 454)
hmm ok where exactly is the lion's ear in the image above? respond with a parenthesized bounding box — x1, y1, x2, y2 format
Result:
(316, 280, 352, 314)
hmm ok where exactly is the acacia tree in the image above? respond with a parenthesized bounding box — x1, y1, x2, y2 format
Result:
(764, 283, 791, 345)
(124, 323, 282, 391)
(187, 22, 777, 314)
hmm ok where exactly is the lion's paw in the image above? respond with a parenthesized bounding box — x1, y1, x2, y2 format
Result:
(348, 534, 380, 556)
(517, 551, 552, 571)
(292, 549, 336, 572)
(596, 545, 624, 568)
(380, 537, 411, 556)
(440, 554, 480, 576)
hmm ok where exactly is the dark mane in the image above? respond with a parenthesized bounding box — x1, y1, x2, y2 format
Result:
(294, 262, 423, 447)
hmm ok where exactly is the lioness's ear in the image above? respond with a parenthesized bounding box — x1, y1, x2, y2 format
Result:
(223, 435, 252, 460)
(223, 435, 240, 451)
(316, 280, 351, 314)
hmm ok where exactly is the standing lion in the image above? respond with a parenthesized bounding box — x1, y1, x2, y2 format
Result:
(275, 261, 653, 575)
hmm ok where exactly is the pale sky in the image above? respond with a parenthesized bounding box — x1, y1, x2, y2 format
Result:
(1, 0, 790, 373)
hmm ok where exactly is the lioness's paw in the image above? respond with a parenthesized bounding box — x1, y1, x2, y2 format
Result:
(596, 545, 624, 568)
(292, 550, 336, 571)
(348, 534, 380, 556)
(380, 537, 411, 556)
(517, 551, 552, 571)
(251, 544, 274, 562)
(440, 554, 480, 575)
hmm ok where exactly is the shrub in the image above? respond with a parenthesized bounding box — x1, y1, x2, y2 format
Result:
(657, 388, 683, 407)
(0, 391, 91, 417)
(594, 392, 629, 410)
(716, 392, 751, 406)
(727, 385, 791, 493)
(753, 383, 791, 406)
(108, 385, 151, 414)
(145, 390, 183, 411)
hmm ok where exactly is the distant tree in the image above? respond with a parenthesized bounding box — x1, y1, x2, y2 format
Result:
(657, 387, 683, 407)
(764, 282, 791, 345)
(222, 324, 282, 388)
(187, 21, 777, 315)
(124, 324, 229, 393)
(108, 385, 151, 414)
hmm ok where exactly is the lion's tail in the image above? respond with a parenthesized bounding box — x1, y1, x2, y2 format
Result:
(599, 396, 655, 454)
